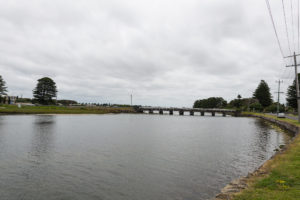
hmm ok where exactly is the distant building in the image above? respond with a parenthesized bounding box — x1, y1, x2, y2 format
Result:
(1, 95, 18, 104)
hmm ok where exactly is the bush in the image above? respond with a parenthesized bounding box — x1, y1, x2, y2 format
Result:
(250, 102, 263, 112)
(193, 97, 227, 108)
(265, 103, 285, 113)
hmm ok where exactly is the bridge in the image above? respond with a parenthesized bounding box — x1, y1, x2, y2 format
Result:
(137, 107, 240, 117)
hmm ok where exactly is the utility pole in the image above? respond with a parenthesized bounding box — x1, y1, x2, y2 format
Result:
(130, 94, 132, 106)
(275, 80, 283, 116)
(286, 52, 300, 122)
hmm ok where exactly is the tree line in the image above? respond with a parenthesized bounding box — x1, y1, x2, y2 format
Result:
(193, 78, 299, 113)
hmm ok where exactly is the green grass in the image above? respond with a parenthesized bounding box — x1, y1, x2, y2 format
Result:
(287, 113, 297, 117)
(233, 112, 300, 200)
(0, 104, 135, 114)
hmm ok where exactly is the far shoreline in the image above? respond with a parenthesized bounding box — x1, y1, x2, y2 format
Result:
(0, 104, 136, 115)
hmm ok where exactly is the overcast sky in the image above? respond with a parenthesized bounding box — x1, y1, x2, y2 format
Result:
(0, 0, 297, 106)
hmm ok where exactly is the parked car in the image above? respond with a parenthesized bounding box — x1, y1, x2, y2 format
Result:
(277, 113, 286, 118)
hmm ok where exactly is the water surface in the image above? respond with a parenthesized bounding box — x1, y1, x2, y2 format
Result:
(0, 114, 291, 200)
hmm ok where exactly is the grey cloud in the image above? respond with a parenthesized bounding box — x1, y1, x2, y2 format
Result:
(0, 0, 293, 106)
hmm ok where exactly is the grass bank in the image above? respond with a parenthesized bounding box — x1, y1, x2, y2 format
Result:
(229, 112, 300, 200)
(0, 105, 135, 114)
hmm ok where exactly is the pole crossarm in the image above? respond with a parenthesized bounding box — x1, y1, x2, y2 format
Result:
(286, 64, 300, 67)
(284, 53, 300, 58)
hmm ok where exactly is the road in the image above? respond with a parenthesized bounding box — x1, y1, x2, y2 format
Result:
(267, 113, 298, 120)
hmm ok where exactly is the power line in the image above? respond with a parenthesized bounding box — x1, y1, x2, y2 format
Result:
(265, 0, 286, 58)
(282, 0, 292, 55)
(265, 0, 291, 84)
(280, 55, 293, 79)
(291, 0, 296, 52)
(298, 0, 300, 53)
(285, 52, 300, 122)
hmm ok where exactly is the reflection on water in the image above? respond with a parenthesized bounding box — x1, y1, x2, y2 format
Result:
(0, 116, 5, 154)
(0, 114, 292, 200)
(27, 115, 56, 179)
(31, 115, 56, 157)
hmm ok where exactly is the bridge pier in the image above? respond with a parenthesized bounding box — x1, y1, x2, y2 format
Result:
(139, 107, 237, 117)
(234, 111, 241, 117)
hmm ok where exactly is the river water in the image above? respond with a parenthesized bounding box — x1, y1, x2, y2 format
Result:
(0, 114, 291, 200)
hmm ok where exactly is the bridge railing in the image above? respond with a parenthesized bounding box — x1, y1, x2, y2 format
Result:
(139, 107, 236, 112)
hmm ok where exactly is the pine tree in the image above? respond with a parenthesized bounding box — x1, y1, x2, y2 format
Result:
(236, 94, 242, 108)
(286, 74, 300, 110)
(0, 75, 7, 95)
(33, 77, 57, 105)
(253, 80, 272, 107)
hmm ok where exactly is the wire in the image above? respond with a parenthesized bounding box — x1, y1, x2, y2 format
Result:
(298, 0, 300, 53)
(291, 0, 296, 52)
(282, 0, 292, 55)
(265, 0, 286, 58)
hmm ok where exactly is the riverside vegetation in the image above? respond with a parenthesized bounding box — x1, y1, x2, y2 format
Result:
(0, 104, 135, 114)
(228, 113, 300, 200)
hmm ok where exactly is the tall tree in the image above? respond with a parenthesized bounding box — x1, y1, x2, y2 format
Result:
(0, 75, 7, 95)
(33, 77, 57, 105)
(253, 80, 272, 107)
(236, 94, 242, 108)
(286, 74, 300, 110)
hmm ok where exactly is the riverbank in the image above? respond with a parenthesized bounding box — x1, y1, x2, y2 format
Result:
(216, 112, 300, 200)
(0, 105, 135, 114)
